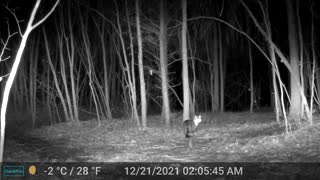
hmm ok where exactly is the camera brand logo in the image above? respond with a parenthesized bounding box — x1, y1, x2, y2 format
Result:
(3, 166, 25, 177)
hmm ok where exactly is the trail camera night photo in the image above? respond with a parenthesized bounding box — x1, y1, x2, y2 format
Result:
(0, 0, 320, 179)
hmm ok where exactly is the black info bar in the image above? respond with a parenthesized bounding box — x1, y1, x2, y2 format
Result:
(1, 162, 319, 180)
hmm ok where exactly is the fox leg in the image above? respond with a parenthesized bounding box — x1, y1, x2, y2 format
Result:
(188, 138, 193, 149)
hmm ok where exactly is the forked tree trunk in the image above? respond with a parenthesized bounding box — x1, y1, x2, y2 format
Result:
(159, 0, 171, 127)
(65, 3, 79, 122)
(0, 0, 60, 165)
(58, 32, 74, 122)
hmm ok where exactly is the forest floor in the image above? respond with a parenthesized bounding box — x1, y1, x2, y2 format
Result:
(4, 112, 320, 162)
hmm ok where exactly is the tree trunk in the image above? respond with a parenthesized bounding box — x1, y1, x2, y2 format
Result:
(136, 0, 147, 128)
(0, 0, 60, 165)
(249, 42, 253, 113)
(114, 0, 140, 126)
(218, 24, 224, 112)
(286, 0, 302, 117)
(43, 29, 70, 122)
(182, 0, 190, 121)
(159, 0, 171, 127)
(213, 24, 219, 112)
(100, 25, 112, 120)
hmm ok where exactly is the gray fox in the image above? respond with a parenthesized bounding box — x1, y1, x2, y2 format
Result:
(183, 115, 202, 149)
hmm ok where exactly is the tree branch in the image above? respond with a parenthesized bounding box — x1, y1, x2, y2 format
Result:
(31, 0, 61, 30)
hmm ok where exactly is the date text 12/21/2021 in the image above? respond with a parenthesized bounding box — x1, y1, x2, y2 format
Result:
(124, 166, 243, 176)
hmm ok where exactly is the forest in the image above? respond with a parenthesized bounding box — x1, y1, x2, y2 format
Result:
(0, 0, 319, 178)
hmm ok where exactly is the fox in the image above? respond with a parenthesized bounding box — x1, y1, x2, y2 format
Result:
(183, 115, 202, 149)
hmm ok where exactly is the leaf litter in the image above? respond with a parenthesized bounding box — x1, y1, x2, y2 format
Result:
(4, 112, 320, 162)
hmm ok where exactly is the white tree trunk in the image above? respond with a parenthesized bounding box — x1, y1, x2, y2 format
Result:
(0, 0, 60, 164)
(136, 0, 147, 128)
(43, 29, 70, 122)
(182, 0, 190, 121)
(160, 0, 171, 127)
(114, 0, 140, 126)
(286, 0, 302, 117)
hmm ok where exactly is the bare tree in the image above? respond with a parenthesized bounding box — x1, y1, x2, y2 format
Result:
(182, 0, 190, 121)
(240, 0, 314, 133)
(65, 2, 80, 122)
(213, 24, 220, 112)
(263, 2, 281, 124)
(248, 42, 254, 113)
(94, 19, 113, 120)
(78, 7, 103, 125)
(114, 0, 140, 126)
(159, 0, 171, 127)
(136, 0, 147, 128)
(43, 29, 70, 122)
(0, 0, 60, 163)
(218, 24, 224, 112)
(286, 0, 302, 117)
(309, 5, 316, 124)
